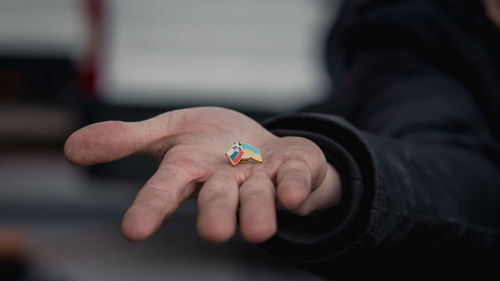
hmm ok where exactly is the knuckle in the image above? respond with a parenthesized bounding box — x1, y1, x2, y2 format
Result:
(250, 165, 269, 176)
(199, 172, 236, 203)
(240, 184, 274, 201)
(142, 182, 165, 197)
(280, 159, 310, 177)
(239, 187, 262, 200)
(167, 159, 207, 181)
(279, 162, 311, 184)
(279, 137, 325, 166)
(148, 182, 179, 202)
(283, 172, 310, 186)
(138, 184, 177, 213)
(285, 158, 309, 168)
(213, 168, 236, 180)
(210, 168, 237, 186)
(205, 177, 234, 194)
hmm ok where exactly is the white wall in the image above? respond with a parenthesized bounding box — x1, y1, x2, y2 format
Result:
(0, 0, 339, 111)
(0, 0, 84, 56)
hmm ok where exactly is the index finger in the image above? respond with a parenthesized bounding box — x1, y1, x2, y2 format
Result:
(64, 113, 173, 166)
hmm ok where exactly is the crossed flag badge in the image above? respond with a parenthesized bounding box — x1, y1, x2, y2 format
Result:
(225, 142, 263, 166)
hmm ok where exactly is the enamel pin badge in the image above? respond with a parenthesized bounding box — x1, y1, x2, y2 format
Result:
(225, 142, 263, 166)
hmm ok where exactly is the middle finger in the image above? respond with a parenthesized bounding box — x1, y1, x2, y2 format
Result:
(197, 167, 239, 243)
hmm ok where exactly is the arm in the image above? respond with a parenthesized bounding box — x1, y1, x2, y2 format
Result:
(260, 0, 500, 275)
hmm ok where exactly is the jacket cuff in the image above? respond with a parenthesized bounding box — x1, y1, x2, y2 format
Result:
(261, 112, 379, 264)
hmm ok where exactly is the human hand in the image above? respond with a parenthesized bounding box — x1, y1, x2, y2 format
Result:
(483, 0, 500, 29)
(64, 107, 342, 243)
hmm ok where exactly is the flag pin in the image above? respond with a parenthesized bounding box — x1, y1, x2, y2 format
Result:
(225, 142, 263, 166)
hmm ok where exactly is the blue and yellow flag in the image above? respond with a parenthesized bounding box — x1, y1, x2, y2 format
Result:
(241, 143, 263, 163)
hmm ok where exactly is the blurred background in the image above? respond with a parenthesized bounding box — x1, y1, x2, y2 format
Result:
(0, 0, 339, 280)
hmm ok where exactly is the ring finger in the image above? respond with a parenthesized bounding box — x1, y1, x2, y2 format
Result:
(239, 167, 277, 243)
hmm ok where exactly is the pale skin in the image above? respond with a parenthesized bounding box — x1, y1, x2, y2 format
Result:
(483, 0, 500, 29)
(64, 107, 342, 243)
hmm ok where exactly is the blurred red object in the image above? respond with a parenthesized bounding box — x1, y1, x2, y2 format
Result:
(0, 228, 31, 280)
(78, 0, 106, 99)
(0, 228, 29, 260)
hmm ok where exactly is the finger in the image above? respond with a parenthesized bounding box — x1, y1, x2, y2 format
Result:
(290, 163, 342, 216)
(121, 157, 204, 242)
(239, 167, 277, 243)
(64, 113, 172, 166)
(275, 159, 313, 210)
(196, 168, 239, 243)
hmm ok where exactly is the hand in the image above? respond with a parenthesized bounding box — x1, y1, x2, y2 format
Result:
(64, 107, 342, 243)
(483, 0, 500, 29)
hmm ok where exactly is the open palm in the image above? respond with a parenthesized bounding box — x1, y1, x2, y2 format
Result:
(64, 107, 341, 243)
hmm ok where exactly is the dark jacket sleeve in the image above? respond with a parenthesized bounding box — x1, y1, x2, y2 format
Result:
(260, 0, 500, 276)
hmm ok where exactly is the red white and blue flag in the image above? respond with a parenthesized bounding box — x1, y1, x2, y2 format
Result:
(225, 143, 244, 166)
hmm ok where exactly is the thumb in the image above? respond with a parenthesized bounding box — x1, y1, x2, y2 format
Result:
(64, 113, 173, 166)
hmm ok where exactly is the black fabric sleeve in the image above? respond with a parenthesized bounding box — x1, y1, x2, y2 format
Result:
(259, 0, 500, 277)
(261, 122, 374, 260)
